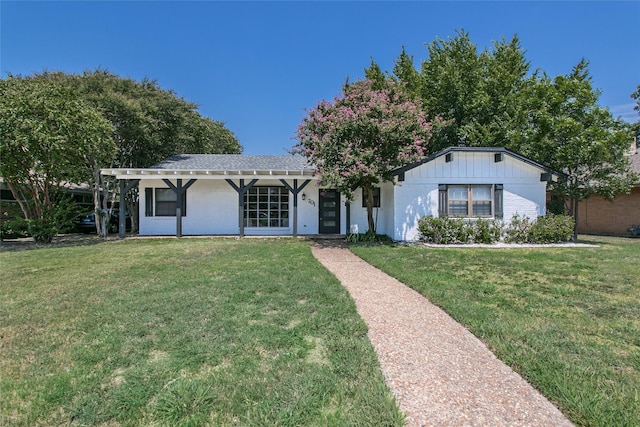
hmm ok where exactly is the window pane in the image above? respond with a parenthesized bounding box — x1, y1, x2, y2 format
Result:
(472, 201, 492, 216)
(156, 201, 176, 216)
(244, 186, 289, 228)
(155, 189, 176, 216)
(322, 191, 337, 199)
(154, 188, 186, 216)
(362, 187, 381, 207)
(156, 188, 176, 202)
(472, 185, 491, 200)
(448, 186, 468, 200)
(448, 201, 468, 215)
(145, 188, 153, 217)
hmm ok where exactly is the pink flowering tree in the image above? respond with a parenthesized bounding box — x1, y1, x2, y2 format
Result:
(295, 79, 439, 234)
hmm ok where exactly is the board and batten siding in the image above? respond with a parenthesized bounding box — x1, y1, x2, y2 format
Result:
(392, 151, 548, 241)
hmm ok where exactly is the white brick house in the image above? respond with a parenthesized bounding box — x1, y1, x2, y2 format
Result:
(102, 147, 560, 241)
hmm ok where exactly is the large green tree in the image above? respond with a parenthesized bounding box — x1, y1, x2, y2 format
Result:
(371, 31, 635, 239)
(519, 61, 636, 239)
(366, 30, 531, 153)
(417, 30, 531, 151)
(295, 79, 440, 233)
(10, 70, 242, 235)
(53, 70, 242, 169)
(0, 76, 115, 241)
(57, 70, 242, 233)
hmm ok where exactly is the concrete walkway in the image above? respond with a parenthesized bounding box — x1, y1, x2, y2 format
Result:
(311, 240, 573, 427)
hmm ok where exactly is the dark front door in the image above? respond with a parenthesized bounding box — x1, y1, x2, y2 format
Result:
(319, 190, 340, 234)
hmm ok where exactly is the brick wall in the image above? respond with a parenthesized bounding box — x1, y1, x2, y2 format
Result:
(577, 186, 640, 235)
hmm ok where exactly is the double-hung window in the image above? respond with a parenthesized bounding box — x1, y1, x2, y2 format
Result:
(145, 188, 187, 217)
(439, 184, 502, 218)
(244, 186, 289, 228)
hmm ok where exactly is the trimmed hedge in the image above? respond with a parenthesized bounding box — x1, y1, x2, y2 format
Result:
(418, 214, 574, 244)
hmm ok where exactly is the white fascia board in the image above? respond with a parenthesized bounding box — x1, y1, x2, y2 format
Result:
(101, 168, 316, 181)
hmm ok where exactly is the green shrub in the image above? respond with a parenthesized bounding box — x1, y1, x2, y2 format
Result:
(504, 214, 575, 244)
(471, 218, 502, 244)
(503, 214, 533, 243)
(27, 195, 81, 243)
(418, 216, 474, 244)
(419, 214, 575, 244)
(27, 218, 60, 244)
(528, 214, 574, 243)
(0, 218, 30, 240)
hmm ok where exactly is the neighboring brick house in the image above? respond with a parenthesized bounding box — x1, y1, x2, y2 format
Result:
(577, 141, 640, 236)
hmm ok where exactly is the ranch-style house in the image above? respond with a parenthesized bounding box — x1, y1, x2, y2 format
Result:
(101, 146, 561, 241)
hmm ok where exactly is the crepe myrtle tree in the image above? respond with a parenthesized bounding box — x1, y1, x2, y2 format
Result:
(295, 79, 440, 234)
(0, 75, 114, 242)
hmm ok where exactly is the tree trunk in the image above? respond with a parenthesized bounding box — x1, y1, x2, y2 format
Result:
(5, 180, 32, 220)
(363, 184, 376, 234)
(127, 197, 138, 234)
(125, 186, 139, 233)
(91, 164, 109, 238)
(571, 197, 579, 243)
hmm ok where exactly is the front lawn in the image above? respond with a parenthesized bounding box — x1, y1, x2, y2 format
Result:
(0, 238, 402, 426)
(350, 235, 639, 427)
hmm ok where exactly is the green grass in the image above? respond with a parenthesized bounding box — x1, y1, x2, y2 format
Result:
(0, 238, 403, 426)
(350, 236, 640, 427)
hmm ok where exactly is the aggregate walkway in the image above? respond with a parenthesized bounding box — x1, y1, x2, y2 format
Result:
(311, 240, 573, 427)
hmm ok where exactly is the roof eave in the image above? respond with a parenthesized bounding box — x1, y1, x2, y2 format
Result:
(100, 168, 316, 180)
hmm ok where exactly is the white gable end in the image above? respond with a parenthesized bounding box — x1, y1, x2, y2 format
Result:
(403, 151, 544, 182)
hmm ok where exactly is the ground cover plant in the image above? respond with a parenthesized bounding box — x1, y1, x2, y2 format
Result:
(0, 238, 402, 426)
(350, 236, 639, 427)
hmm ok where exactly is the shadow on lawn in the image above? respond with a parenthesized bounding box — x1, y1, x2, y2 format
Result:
(577, 234, 639, 247)
(0, 233, 117, 252)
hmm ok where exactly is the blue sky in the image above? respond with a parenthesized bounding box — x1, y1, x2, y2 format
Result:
(2, 1, 639, 155)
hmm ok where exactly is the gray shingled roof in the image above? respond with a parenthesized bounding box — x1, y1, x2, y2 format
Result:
(151, 154, 315, 172)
